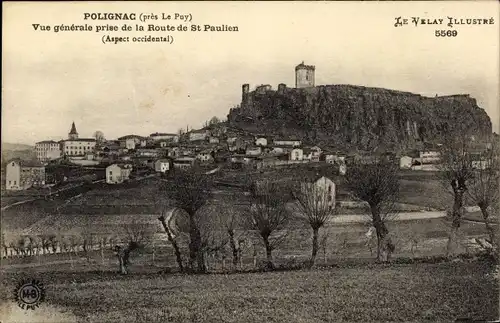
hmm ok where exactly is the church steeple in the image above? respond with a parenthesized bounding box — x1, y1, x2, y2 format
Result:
(68, 121, 78, 140)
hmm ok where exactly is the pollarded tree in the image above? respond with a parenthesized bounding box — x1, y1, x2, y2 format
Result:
(114, 220, 152, 275)
(344, 160, 399, 262)
(292, 175, 337, 267)
(465, 142, 499, 253)
(160, 169, 213, 273)
(213, 201, 248, 270)
(246, 180, 291, 270)
(438, 135, 476, 255)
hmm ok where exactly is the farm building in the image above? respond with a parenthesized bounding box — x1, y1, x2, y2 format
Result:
(106, 163, 132, 184)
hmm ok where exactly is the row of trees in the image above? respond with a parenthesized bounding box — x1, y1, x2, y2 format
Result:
(138, 160, 404, 275)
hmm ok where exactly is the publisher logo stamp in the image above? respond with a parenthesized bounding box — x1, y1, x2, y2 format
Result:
(14, 279, 45, 310)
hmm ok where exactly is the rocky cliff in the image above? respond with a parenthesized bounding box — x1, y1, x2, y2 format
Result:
(227, 85, 492, 151)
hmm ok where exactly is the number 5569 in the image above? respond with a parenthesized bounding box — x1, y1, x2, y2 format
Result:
(435, 30, 458, 37)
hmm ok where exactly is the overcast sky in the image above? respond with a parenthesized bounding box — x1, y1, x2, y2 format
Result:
(2, 1, 499, 145)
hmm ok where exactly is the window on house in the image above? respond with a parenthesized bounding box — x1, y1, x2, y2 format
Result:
(14, 181, 16, 185)
(12, 163, 14, 166)
(9, 181, 11, 185)
(109, 171, 113, 175)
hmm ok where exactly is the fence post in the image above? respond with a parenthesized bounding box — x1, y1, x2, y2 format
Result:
(101, 238, 104, 267)
(253, 243, 257, 268)
(152, 241, 155, 266)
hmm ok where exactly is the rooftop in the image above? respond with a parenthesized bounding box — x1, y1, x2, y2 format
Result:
(8, 158, 44, 168)
(36, 140, 59, 144)
(63, 138, 96, 142)
(69, 122, 78, 135)
(295, 61, 315, 71)
(118, 135, 146, 140)
(150, 132, 178, 137)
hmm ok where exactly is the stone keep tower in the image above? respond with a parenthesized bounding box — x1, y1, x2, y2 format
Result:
(295, 61, 315, 88)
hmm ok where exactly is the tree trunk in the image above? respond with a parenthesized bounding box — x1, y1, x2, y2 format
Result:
(253, 243, 257, 268)
(196, 248, 206, 273)
(310, 226, 320, 267)
(479, 206, 497, 249)
(370, 205, 392, 262)
(228, 230, 239, 269)
(158, 216, 184, 272)
(118, 255, 127, 274)
(188, 216, 205, 273)
(447, 186, 465, 256)
(263, 235, 274, 270)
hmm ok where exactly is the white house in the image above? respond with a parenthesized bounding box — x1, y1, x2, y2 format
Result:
(399, 156, 413, 169)
(255, 137, 268, 147)
(106, 164, 132, 184)
(121, 138, 137, 150)
(196, 150, 214, 162)
(290, 148, 304, 161)
(5, 159, 45, 190)
(118, 135, 148, 149)
(300, 176, 336, 208)
(62, 138, 96, 157)
(154, 159, 171, 173)
(35, 140, 62, 162)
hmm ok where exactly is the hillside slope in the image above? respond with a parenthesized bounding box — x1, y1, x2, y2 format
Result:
(227, 85, 492, 150)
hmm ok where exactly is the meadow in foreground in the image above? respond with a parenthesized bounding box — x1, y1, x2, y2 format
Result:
(1, 257, 497, 323)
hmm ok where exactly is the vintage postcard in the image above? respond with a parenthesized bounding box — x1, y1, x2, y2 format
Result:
(1, 1, 499, 322)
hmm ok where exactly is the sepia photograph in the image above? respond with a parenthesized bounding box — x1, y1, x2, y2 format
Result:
(1, 1, 499, 322)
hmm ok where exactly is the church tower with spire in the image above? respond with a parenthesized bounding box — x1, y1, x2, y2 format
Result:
(68, 121, 79, 140)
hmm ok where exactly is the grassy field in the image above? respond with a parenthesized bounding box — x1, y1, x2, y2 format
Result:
(0, 258, 498, 323)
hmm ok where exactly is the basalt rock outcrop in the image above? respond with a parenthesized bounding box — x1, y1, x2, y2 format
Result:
(227, 84, 492, 150)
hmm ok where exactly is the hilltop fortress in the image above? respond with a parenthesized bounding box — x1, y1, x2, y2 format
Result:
(227, 62, 492, 150)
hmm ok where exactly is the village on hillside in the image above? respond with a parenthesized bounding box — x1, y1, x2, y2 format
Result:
(3, 62, 497, 192)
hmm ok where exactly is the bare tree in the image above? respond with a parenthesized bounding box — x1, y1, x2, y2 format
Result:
(158, 208, 184, 272)
(212, 202, 247, 270)
(344, 160, 399, 262)
(93, 131, 105, 146)
(438, 135, 475, 255)
(246, 180, 290, 270)
(114, 220, 152, 275)
(195, 205, 229, 271)
(465, 142, 499, 254)
(160, 169, 213, 273)
(292, 176, 337, 267)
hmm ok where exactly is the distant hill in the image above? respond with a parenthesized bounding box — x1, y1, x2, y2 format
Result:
(2, 142, 34, 151)
(1, 142, 36, 167)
